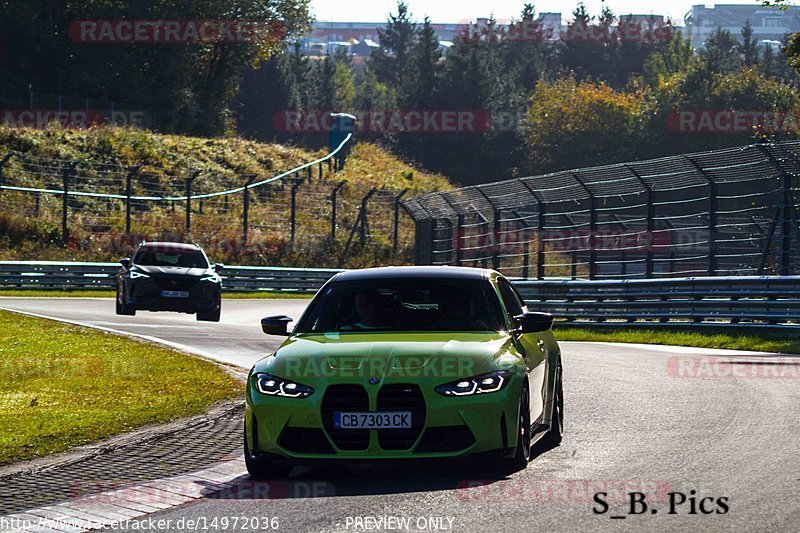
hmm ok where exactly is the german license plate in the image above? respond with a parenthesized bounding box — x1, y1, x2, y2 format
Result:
(161, 290, 190, 299)
(333, 412, 412, 429)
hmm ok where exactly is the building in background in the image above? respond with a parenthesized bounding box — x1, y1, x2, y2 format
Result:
(303, 12, 677, 57)
(684, 3, 800, 48)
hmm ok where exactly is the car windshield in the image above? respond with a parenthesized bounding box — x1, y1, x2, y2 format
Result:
(296, 278, 505, 333)
(134, 249, 208, 268)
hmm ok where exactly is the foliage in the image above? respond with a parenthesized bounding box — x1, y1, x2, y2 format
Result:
(0, 0, 312, 136)
(523, 77, 655, 171)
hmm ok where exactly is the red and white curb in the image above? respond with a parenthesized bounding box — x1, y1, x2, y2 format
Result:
(1, 458, 249, 532)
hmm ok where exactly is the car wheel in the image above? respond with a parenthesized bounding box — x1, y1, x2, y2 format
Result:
(510, 386, 532, 470)
(244, 428, 292, 479)
(197, 305, 221, 322)
(541, 363, 564, 448)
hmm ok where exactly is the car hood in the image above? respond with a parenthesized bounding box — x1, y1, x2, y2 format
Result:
(255, 332, 516, 382)
(133, 265, 208, 277)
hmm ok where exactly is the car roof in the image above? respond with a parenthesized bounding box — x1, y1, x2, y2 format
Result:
(136, 242, 202, 251)
(331, 266, 498, 282)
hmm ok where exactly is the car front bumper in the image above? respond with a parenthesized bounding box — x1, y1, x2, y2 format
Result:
(245, 377, 524, 461)
(124, 278, 220, 313)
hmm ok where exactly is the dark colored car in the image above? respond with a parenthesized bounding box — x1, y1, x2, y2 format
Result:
(116, 242, 223, 322)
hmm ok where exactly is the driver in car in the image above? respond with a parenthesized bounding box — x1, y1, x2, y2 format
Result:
(339, 290, 396, 330)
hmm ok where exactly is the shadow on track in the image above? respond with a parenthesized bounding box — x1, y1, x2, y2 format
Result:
(199, 443, 559, 501)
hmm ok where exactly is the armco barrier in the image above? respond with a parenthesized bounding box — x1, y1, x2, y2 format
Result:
(516, 276, 800, 330)
(0, 261, 343, 294)
(1, 262, 798, 329)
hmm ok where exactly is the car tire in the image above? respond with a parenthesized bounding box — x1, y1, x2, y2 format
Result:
(197, 305, 221, 322)
(244, 429, 292, 480)
(509, 386, 532, 470)
(541, 363, 564, 448)
(116, 288, 135, 316)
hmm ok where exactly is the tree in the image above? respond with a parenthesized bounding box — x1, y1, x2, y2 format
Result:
(368, 1, 418, 86)
(400, 16, 441, 109)
(700, 28, 742, 74)
(523, 77, 655, 172)
(741, 19, 759, 67)
(0, 0, 313, 135)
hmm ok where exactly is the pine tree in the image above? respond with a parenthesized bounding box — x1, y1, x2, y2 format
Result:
(701, 28, 742, 74)
(401, 16, 441, 109)
(368, 1, 419, 86)
(741, 19, 759, 67)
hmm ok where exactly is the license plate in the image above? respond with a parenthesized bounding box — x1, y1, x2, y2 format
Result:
(334, 412, 412, 429)
(161, 290, 190, 299)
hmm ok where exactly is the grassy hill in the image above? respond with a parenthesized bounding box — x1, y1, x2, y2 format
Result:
(0, 126, 453, 267)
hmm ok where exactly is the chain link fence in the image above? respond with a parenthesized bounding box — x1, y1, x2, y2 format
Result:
(403, 142, 800, 279)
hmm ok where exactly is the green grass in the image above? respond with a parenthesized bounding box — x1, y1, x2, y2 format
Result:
(0, 289, 312, 299)
(0, 309, 241, 465)
(0, 125, 454, 268)
(555, 327, 800, 355)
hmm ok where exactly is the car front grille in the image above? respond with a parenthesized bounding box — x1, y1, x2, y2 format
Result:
(154, 277, 198, 292)
(377, 384, 426, 450)
(321, 385, 370, 450)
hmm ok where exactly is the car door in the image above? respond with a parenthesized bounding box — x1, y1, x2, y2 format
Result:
(497, 277, 547, 423)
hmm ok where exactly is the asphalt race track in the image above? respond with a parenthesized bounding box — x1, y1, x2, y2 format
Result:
(2, 297, 799, 532)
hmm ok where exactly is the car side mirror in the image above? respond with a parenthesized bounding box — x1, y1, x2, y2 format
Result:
(213, 263, 224, 273)
(513, 312, 554, 334)
(261, 316, 293, 336)
(119, 258, 131, 269)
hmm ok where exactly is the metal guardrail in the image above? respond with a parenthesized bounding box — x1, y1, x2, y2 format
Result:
(0, 262, 343, 294)
(2, 263, 798, 329)
(516, 276, 800, 330)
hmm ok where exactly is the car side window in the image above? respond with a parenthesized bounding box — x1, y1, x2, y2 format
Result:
(498, 279, 525, 318)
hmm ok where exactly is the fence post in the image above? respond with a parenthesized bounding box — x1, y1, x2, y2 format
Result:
(61, 161, 78, 246)
(572, 174, 597, 279)
(537, 203, 546, 280)
(124, 166, 140, 236)
(393, 188, 410, 254)
(290, 180, 301, 244)
(359, 188, 378, 245)
(687, 158, 717, 276)
(456, 214, 465, 266)
(242, 175, 256, 246)
(492, 209, 502, 270)
(330, 180, 347, 240)
(184, 170, 200, 239)
(341, 188, 378, 266)
(781, 165, 795, 275)
(626, 165, 655, 278)
(757, 145, 796, 275)
(0, 154, 12, 210)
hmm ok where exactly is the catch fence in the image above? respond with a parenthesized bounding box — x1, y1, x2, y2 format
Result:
(403, 142, 800, 279)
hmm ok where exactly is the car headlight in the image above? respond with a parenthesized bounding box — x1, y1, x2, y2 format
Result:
(253, 373, 314, 398)
(129, 270, 150, 279)
(435, 370, 511, 397)
(200, 273, 221, 283)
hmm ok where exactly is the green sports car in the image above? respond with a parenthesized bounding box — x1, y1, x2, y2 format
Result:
(244, 266, 563, 478)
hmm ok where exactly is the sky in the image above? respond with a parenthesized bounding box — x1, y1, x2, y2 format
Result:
(310, 0, 783, 25)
